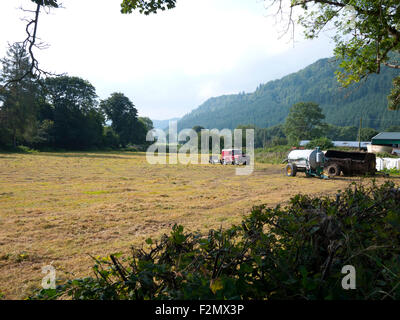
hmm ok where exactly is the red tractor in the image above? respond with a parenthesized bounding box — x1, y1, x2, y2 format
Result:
(221, 149, 249, 165)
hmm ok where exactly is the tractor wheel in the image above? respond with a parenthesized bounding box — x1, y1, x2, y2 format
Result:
(326, 164, 340, 177)
(285, 163, 297, 177)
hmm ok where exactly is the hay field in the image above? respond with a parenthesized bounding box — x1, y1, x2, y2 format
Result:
(0, 151, 383, 298)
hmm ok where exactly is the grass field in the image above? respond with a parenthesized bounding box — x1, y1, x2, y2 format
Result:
(0, 151, 393, 299)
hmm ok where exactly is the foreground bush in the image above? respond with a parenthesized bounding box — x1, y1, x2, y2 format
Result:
(33, 181, 400, 300)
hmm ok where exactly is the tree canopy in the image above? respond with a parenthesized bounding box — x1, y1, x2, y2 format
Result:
(120, 0, 177, 15)
(0, 43, 38, 147)
(284, 101, 325, 144)
(30, 0, 59, 7)
(43, 76, 104, 149)
(100, 93, 143, 147)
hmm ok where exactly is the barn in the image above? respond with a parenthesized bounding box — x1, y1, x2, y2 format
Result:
(371, 132, 400, 147)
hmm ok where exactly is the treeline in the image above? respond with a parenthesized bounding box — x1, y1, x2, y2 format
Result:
(0, 44, 152, 151)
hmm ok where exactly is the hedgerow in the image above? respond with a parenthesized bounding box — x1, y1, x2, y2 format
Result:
(32, 181, 400, 300)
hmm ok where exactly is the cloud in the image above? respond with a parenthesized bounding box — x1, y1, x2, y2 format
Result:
(197, 79, 222, 101)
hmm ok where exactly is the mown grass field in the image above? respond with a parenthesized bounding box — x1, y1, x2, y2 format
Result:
(0, 151, 392, 299)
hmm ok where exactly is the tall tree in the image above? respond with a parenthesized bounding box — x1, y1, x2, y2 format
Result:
(136, 117, 154, 145)
(43, 76, 104, 149)
(138, 117, 154, 132)
(360, 127, 379, 141)
(0, 43, 38, 147)
(100, 93, 140, 147)
(284, 102, 325, 144)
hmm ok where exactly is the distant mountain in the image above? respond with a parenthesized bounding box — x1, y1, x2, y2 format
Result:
(152, 118, 180, 130)
(178, 58, 400, 131)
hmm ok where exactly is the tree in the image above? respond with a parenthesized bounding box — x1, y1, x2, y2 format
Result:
(100, 93, 140, 147)
(388, 76, 400, 110)
(0, 43, 38, 147)
(385, 125, 400, 132)
(255, 125, 287, 148)
(191, 125, 204, 133)
(120, 0, 177, 15)
(138, 117, 153, 132)
(43, 76, 104, 149)
(136, 117, 154, 145)
(236, 124, 256, 149)
(284, 102, 325, 144)
(103, 126, 120, 149)
(267, 0, 400, 110)
(241, 125, 287, 149)
(360, 127, 379, 141)
(1, 1, 61, 85)
(324, 124, 361, 140)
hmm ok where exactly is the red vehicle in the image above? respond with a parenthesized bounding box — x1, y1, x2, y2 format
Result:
(221, 149, 249, 165)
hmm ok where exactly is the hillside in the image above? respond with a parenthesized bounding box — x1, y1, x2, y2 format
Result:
(178, 58, 400, 131)
(151, 118, 180, 130)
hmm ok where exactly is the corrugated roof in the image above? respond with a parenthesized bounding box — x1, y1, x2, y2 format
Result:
(371, 132, 400, 140)
(299, 140, 370, 147)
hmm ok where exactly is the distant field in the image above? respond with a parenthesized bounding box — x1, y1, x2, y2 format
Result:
(0, 151, 391, 299)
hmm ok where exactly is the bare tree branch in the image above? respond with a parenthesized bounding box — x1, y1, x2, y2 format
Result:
(1, 3, 62, 89)
(383, 62, 400, 69)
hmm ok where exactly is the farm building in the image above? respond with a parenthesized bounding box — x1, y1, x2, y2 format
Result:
(299, 140, 371, 149)
(368, 132, 400, 154)
(371, 132, 400, 147)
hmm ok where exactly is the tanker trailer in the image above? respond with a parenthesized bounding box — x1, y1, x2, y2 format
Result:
(283, 147, 328, 179)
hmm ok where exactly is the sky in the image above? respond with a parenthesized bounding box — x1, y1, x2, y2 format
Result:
(0, 0, 335, 120)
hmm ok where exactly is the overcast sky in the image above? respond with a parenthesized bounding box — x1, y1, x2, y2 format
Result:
(0, 0, 335, 120)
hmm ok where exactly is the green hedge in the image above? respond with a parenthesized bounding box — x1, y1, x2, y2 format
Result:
(32, 181, 400, 300)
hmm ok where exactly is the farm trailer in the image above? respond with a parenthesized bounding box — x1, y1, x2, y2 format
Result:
(284, 148, 376, 178)
(323, 150, 376, 176)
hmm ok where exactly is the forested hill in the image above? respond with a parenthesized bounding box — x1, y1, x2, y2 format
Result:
(178, 58, 400, 131)
(152, 118, 180, 130)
